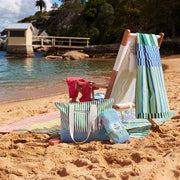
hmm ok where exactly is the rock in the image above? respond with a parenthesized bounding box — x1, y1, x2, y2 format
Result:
(35, 47, 50, 52)
(2, 38, 8, 51)
(84, 43, 120, 58)
(64, 56, 71, 60)
(32, 26, 48, 37)
(32, 16, 52, 31)
(45, 55, 63, 60)
(0, 37, 8, 51)
(0, 38, 3, 50)
(62, 51, 89, 60)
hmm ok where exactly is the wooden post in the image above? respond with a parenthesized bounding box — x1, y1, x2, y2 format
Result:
(52, 38, 55, 47)
(53, 38, 55, 47)
(105, 29, 131, 99)
(69, 39, 71, 47)
(158, 32, 164, 47)
(41, 39, 43, 47)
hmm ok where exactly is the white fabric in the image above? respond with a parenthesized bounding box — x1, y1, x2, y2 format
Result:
(110, 34, 137, 107)
(113, 45, 128, 71)
(129, 53, 137, 72)
(146, 34, 152, 46)
(69, 104, 97, 144)
(153, 34, 159, 47)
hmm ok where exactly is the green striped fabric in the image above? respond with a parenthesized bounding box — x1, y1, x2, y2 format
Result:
(135, 33, 174, 119)
(55, 99, 114, 132)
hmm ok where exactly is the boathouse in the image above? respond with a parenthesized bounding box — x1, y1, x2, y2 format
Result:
(6, 23, 34, 57)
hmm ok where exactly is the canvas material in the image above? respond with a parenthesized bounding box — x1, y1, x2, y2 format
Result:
(55, 99, 114, 143)
(110, 36, 137, 107)
(69, 104, 97, 143)
(136, 33, 172, 119)
(100, 109, 130, 143)
(60, 128, 109, 143)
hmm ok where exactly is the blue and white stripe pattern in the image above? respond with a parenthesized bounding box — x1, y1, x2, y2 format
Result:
(136, 33, 173, 119)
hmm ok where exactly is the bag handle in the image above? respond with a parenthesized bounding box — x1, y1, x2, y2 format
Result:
(69, 104, 97, 144)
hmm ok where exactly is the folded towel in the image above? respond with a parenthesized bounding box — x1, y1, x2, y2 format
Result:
(136, 33, 172, 119)
(100, 109, 130, 143)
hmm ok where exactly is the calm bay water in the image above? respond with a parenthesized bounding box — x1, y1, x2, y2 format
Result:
(0, 52, 114, 104)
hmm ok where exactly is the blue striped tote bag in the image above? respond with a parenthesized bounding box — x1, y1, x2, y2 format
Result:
(55, 99, 114, 143)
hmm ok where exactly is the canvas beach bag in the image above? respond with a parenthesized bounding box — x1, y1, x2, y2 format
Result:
(55, 99, 114, 143)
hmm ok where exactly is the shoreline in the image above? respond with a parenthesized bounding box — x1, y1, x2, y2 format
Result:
(0, 76, 108, 105)
(0, 55, 113, 105)
(0, 54, 179, 123)
(0, 54, 178, 106)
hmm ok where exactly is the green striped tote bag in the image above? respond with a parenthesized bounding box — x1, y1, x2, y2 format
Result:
(55, 99, 114, 143)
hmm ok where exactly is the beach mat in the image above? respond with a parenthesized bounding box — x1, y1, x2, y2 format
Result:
(121, 109, 176, 138)
(0, 111, 60, 133)
(0, 109, 176, 136)
(21, 118, 61, 134)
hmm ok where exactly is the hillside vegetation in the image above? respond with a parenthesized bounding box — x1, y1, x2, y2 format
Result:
(19, 0, 180, 45)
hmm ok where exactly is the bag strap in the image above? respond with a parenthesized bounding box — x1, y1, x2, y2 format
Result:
(69, 104, 97, 144)
(88, 81, 95, 101)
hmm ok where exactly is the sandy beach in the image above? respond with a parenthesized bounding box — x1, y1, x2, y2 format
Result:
(0, 55, 179, 180)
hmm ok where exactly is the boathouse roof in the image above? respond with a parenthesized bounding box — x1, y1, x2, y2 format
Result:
(5, 23, 33, 31)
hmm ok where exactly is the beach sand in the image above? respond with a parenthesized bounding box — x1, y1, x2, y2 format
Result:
(0, 55, 179, 180)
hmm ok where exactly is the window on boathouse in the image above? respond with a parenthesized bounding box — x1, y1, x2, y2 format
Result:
(10, 31, 25, 37)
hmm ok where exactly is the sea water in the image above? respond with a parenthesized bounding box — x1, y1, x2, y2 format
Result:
(0, 51, 114, 104)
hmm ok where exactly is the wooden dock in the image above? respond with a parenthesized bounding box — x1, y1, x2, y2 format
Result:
(32, 36, 90, 49)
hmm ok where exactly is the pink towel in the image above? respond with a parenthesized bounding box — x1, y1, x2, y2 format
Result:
(79, 81, 98, 102)
(66, 77, 85, 98)
(66, 77, 98, 102)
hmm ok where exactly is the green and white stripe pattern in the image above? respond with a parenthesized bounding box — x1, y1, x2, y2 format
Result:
(55, 99, 114, 132)
(136, 33, 171, 119)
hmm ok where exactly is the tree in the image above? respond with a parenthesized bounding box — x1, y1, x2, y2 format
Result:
(81, 0, 106, 22)
(59, 0, 72, 4)
(59, 0, 86, 5)
(35, 0, 46, 12)
(51, 2, 58, 9)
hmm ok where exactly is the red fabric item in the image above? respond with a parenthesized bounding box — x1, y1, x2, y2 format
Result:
(66, 77, 85, 98)
(79, 81, 99, 102)
(79, 81, 91, 102)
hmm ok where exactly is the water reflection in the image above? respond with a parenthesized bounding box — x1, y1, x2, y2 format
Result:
(0, 55, 114, 102)
(24, 58, 33, 73)
(0, 51, 7, 57)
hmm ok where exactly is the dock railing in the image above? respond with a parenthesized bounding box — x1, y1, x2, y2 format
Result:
(32, 36, 90, 49)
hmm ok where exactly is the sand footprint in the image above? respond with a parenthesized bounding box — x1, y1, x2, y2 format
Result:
(57, 167, 69, 177)
(72, 158, 91, 167)
(172, 168, 180, 179)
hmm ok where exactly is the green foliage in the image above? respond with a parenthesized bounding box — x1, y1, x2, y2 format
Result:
(19, 0, 180, 45)
(81, 0, 106, 21)
(46, 2, 83, 36)
(48, 10, 59, 16)
(89, 27, 100, 44)
(19, 11, 48, 22)
(96, 3, 115, 27)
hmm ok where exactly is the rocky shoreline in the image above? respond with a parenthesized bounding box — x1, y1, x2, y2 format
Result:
(0, 37, 180, 59)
